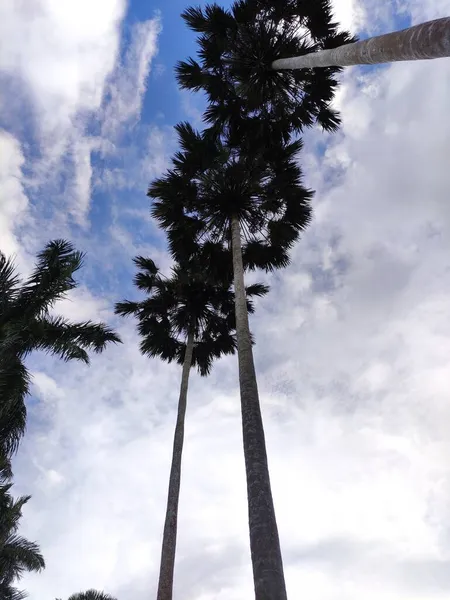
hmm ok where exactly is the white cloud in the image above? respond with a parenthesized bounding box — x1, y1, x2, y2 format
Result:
(69, 138, 97, 225)
(0, 130, 29, 257)
(332, 0, 367, 34)
(0, 0, 125, 136)
(0, 0, 161, 227)
(52, 285, 112, 323)
(100, 124, 176, 193)
(101, 16, 162, 140)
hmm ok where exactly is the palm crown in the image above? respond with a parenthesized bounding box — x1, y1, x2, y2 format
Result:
(149, 121, 313, 273)
(61, 592, 117, 600)
(0, 240, 121, 455)
(176, 0, 355, 145)
(115, 256, 268, 375)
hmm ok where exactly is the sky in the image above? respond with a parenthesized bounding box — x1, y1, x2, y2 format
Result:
(1, 0, 450, 598)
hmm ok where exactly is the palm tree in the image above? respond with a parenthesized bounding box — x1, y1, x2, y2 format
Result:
(116, 255, 267, 600)
(0, 477, 45, 600)
(272, 16, 450, 69)
(0, 240, 121, 455)
(149, 123, 311, 599)
(57, 591, 118, 600)
(176, 1, 355, 144)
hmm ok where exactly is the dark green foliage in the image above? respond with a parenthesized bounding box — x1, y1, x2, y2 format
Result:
(0, 582, 28, 600)
(64, 592, 117, 600)
(0, 360, 28, 457)
(116, 257, 267, 376)
(0, 241, 121, 455)
(0, 468, 45, 600)
(176, 0, 356, 144)
(149, 122, 313, 273)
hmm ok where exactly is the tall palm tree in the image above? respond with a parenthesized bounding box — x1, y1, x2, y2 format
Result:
(0, 477, 45, 600)
(0, 240, 121, 455)
(149, 123, 311, 600)
(176, 1, 354, 144)
(272, 16, 450, 69)
(116, 256, 267, 600)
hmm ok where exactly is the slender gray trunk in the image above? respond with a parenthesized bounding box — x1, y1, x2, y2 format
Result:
(230, 215, 287, 600)
(272, 17, 450, 69)
(156, 330, 195, 600)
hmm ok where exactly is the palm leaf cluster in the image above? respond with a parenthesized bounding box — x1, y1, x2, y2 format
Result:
(0, 240, 120, 597)
(116, 256, 268, 375)
(56, 591, 117, 600)
(176, 0, 355, 145)
(0, 240, 120, 455)
(150, 121, 313, 275)
(116, 256, 271, 359)
(0, 463, 45, 600)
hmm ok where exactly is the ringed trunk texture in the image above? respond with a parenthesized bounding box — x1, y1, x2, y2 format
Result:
(156, 330, 195, 600)
(230, 215, 287, 600)
(272, 16, 450, 69)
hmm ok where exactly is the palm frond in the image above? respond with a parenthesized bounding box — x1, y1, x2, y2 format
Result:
(176, 1, 354, 142)
(0, 359, 28, 455)
(15, 240, 83, 319)
(0, 582, 28, 600)
(0, 488, 45, 591)
(117, 253, 250, 375)
(181, 5, 209, 33)
(26, 316, 121, 363)
(0, 452, 13, 481)
(0, 241, 119, 457)
(245, 283, 269, 298)
(182, 4, 234, 35)
(147, 121, 311, 275)
(0, 536, 45, 578)
(175, 58, 205, 92)
(67, 591, 117, 600)
(114, 300, 140, 319)
(242, 240, 291, 272)
(0, 254, 21, 306)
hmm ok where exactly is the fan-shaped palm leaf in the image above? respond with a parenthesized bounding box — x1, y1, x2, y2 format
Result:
(177, 0, 355, 143)
(149, 125, 312, 275)
(66, 591, 117, 600)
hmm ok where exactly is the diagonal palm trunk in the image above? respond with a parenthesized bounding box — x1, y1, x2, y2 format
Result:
(272, 17, 450, 69)
(156, 330, 195, 600)
(230, 215, 287, 600)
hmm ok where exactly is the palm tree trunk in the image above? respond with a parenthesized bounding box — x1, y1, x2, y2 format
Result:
(272, 16, 450, 69)
(230, 215, 287, 600)
(156, 330, 195, 600)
